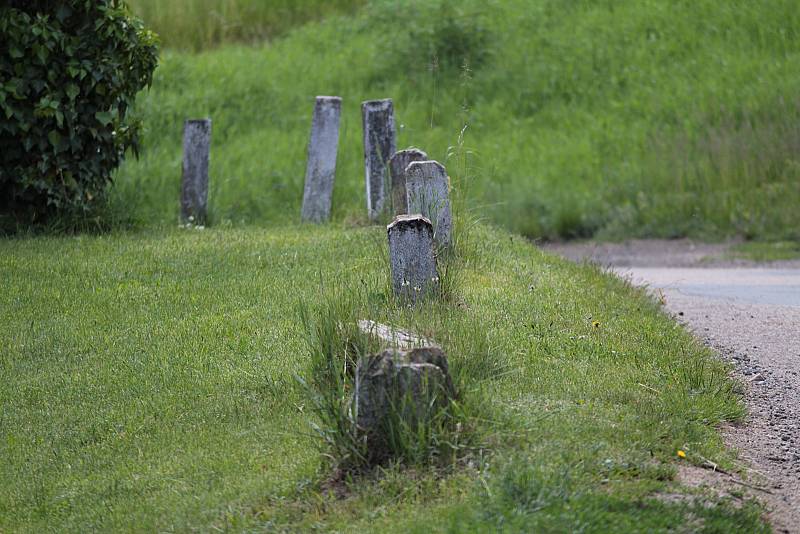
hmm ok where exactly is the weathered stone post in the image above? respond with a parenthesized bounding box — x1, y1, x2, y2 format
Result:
(354, 347, 455, 437)
(181, 119, 211, 224)
(387, 214, 439, 303)
(362, 99, 397, 221)
(389, 148, 428, 216)
(405, 160, 452, 247)
(301, 96, 342, 223)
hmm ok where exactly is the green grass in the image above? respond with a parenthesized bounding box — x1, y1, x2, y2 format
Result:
(729, 241, 800, 262)
(1, 1, 790, 530)
(125, 0, 365, 50)
(0, 223, 766, 531)
(114, 0, 800, 242)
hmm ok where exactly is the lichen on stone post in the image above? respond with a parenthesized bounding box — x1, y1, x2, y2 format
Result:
(389, 148, 428, 216)
(387, 214, 439, 304)
(181, 119, 211, 224)
(362, 99, 397, 222)
(353, 347, 455, 439)
(405, 160, 452, 248)
(301, 96, 342, 223)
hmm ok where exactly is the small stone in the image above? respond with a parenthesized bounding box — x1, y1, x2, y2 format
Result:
(357, 319, 438, 349)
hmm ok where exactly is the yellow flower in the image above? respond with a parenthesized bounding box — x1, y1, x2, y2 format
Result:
(592, 320, 601, 328)
(677, 450, 686, 459)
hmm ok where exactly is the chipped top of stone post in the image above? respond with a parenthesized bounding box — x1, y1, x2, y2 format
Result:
(362, 98, 393, 107)
(387, 213, 434, 232)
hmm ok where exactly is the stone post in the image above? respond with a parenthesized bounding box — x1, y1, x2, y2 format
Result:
(389, 148, 428, 216)
(301, 96, 342, 223)
(181, 119, 211, 224)
(405, 160, 452, 247)
(387, 214, 439, 303)
(362, 99, 397, 221)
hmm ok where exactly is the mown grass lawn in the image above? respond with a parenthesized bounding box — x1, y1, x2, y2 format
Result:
(0, 224, 765, 531)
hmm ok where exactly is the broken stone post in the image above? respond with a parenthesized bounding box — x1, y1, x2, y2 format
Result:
(389, 148, 428, 216)
(301, 96, 342, 223)
(405, 160, 452, 247)
(357, 320, 439, 350)
(181, 119, 211, 224)
(387, 214, 439, 303)
(354, 347, 455, 439)
(362, 99, 397, 221)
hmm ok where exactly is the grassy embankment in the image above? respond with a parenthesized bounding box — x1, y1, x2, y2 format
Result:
(0, 0, 788, 530)
(729, 241, 800, 262)
(0, 224, 765, 531)
(125, 0, 365, 50)
(115, 0, 800, 241)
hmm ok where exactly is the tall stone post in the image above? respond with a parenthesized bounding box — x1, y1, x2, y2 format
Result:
(301, 96, 342, 223)
(362, 99, 396, 222)
(181, 119, 211, 224)
(405, 160, 452, 247)
(389, 148, 428, 216)
(387, 214, 439, 304)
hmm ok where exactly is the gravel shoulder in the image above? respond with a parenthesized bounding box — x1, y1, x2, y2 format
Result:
(543, 239, 800, 533)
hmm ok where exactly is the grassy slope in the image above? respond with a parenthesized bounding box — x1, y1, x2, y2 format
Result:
(0, 224, 764, 531)
(729, 241, 800, 262)
(125, 0, 365, 50)
(116, 0, 800, 240)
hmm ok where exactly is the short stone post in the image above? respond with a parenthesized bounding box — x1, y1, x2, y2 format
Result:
(387, 214, 439, 303)
(181, 119, 211, 224)
(389, 148, 428, 216)
(354, 347, 455, 438)
(362, 99, 397, 221)
(301, 96, 342, 223)
(405, 160, 452, 247)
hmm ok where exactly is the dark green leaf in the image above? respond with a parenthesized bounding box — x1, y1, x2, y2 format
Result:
(94, 110, 113, 126)
(47, 130, 62, 149)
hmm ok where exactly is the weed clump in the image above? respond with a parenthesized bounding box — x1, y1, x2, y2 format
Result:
(298, 294, 473, 474)
(371, 0, 492, 79)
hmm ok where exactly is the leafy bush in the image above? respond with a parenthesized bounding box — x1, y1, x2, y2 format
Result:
(0, 0, 158, 232)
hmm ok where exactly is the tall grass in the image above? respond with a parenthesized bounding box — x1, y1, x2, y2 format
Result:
(126, 0, 365, 50)
(297, 289, 476, 473)
(115, 0, 800, 241)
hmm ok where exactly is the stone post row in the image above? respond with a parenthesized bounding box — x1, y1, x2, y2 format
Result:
(181, 118, 211, 224)
(301, 96, 342, 223)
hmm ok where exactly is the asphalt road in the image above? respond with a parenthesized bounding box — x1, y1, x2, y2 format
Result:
(620, 267, 800, 307)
